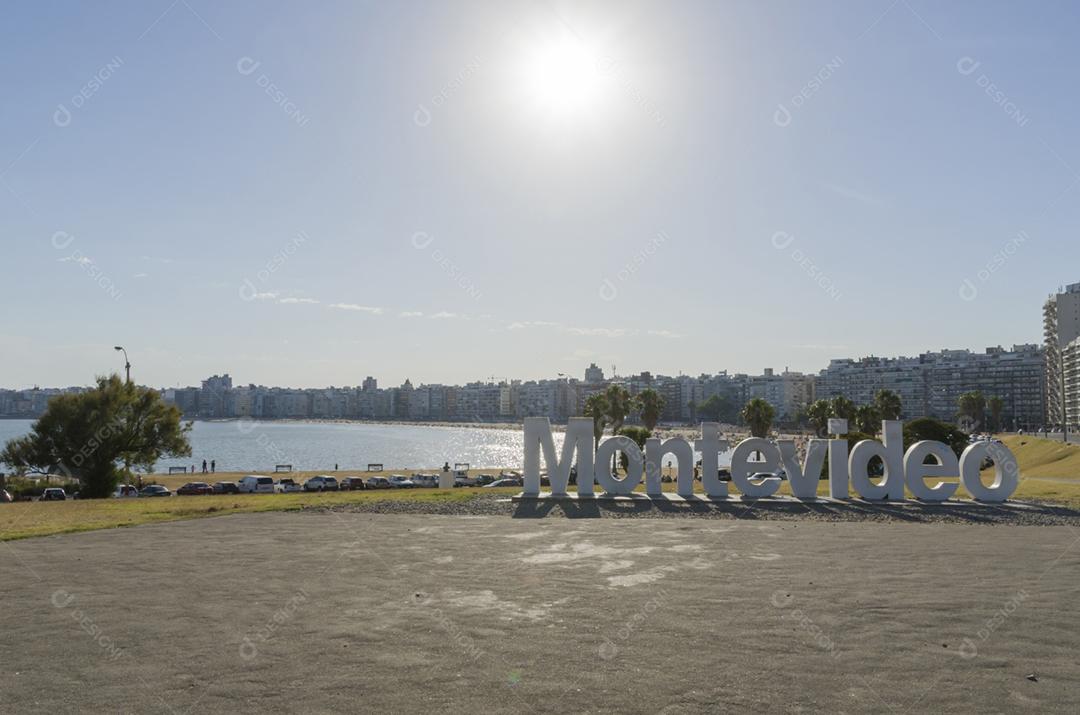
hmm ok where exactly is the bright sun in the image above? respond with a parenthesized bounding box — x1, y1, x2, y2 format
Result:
(520, 36, 604, 120)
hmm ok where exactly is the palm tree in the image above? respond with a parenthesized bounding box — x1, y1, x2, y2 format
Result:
(603, 385, 633, 472)
(636, 388, 666, 431)
(873, 389, 903, 421)
(958, 391, 986, 431)
(604, 384, 633, 435)
(829, 396, 857, 423)
(987, 395, 1005, 432)
(741, 398, 775, 438)
(583, 393, 610, 450)
(806, 399, 832, 437)
(855, 404, 880, 435)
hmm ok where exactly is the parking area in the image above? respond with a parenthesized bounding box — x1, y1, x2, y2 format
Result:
(2, 513, 1078, 713)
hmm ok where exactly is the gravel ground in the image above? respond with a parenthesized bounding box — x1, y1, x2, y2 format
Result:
(2, 512, 1078, 713)
(316, 492, 1080, 526)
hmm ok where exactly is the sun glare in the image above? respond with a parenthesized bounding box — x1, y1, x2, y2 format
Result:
(520, 36, 604, 120)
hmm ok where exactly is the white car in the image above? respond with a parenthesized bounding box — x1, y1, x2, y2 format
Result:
(238, 475, 275, 493)
(388, 475, 416, 489)
(304, 476, 340, 492)
(276, 478, 302, 493)
(113, 484, 139, 498)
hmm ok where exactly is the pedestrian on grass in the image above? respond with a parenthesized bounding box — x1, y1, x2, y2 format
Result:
(211, 460, 215, 473)
(202, 459, 207, 473)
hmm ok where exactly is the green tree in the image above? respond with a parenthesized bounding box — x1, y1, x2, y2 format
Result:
(873, 389, 903, 421)
(829, 396, 857, 423)
(957, 391, 987, 431)
(604, 384, 633, 435)
(854, 404, 880, 435)
(1, 375, 191, 498)
(697, 394, 733, 423)
(583, 393, 610, 450)
(903, 417, 969, 458)
(806, 399, 832, 437)
(740, 398, 776, 438)
(987, 395, 1005, 432)
(616, 426, 652, 470)
(635, 389, 666, 431)
(603, 385, 634, 472)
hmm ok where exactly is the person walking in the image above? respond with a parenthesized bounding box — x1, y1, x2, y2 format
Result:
(210, 460, 215, 473)
(202, 459, 207, 474)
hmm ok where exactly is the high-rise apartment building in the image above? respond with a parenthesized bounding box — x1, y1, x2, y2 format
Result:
(1044, 283, 1080, 427)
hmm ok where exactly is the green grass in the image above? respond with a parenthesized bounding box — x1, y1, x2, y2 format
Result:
(0, 488, 519, 542)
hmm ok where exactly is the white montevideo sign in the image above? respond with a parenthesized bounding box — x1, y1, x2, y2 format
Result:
(520, 417, 1019, 503)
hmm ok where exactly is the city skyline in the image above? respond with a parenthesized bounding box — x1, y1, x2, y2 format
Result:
(2, 341, 1048, 430)
(4, 2, 1079, 387)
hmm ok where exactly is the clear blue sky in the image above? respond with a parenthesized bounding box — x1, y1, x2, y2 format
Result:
(2, 0, 1078, 389)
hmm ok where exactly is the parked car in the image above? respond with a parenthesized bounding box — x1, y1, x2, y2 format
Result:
(473, 474, 497, 487)
(748, 469, 786, 482)
(0, 489, 12, 503)
(40, 488, 67, 501)
(484, 478, 522, 488)
(113, 484, 139, 498)
(454, 473, 481, 487)
(365, 476, 391, 489)
(276, 478, 303, 493)
(340, 477, 367, 491)
(237, 475, 275, 494)
(139, 485, 171, 497)
(410, 473, 439, 488)
(177, 482, 214, 496)
(388, 475, 416, 489)
(303, 476, 337, 492)
(212, 481, 240, 494)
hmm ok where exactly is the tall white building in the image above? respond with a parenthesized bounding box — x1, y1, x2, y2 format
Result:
(1044, 283, 1080, 427)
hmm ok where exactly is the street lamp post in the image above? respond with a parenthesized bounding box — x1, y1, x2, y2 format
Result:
(114, 346, 131, 384)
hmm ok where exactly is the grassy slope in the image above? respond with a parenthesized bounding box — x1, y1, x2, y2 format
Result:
(3, 436, 1080, 541)
(0, 488, 519, 541)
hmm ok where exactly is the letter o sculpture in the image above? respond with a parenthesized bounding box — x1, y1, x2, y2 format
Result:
(960, 442, 1019, 503)
(594, 436, 644, 495)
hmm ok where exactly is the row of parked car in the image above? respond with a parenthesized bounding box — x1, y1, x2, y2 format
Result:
(102, 470, 527, 498)
(4, 470, 530, 501)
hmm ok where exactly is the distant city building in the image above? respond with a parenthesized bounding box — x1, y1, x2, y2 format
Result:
(817, 345, 1045, 429)
(584, 363, 605, 384)
(1044, 283, 1080, 428)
